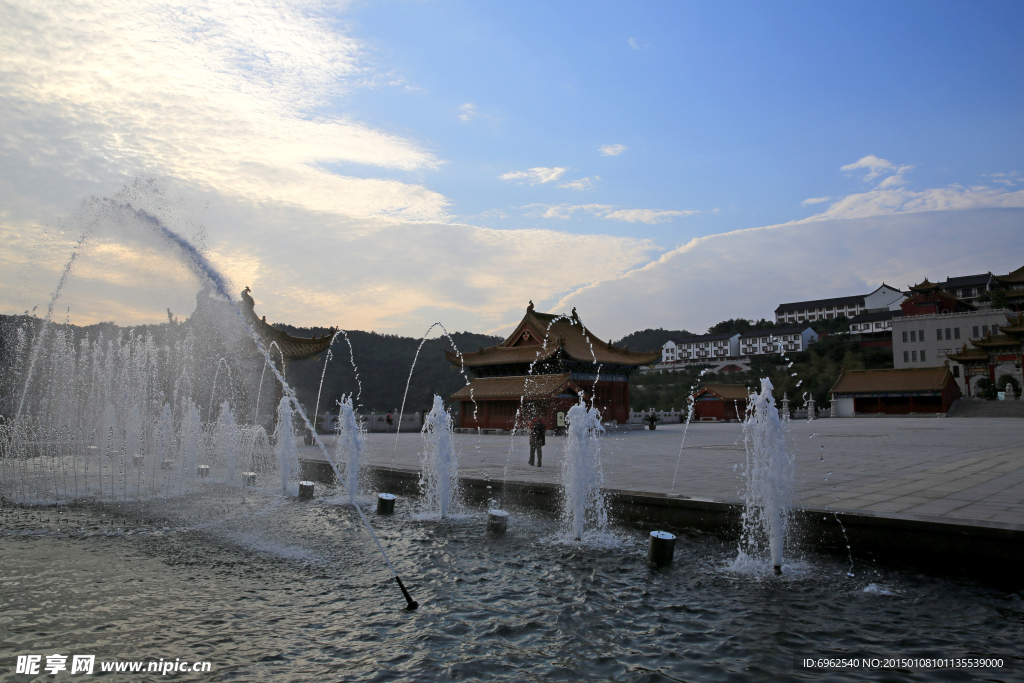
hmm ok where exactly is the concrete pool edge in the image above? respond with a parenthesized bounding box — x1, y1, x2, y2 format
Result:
(300, 459, 1024, 590)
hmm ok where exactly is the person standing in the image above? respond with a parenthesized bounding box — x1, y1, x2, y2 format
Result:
(386, 411, 394, 431)
(529, 418, 546, 467)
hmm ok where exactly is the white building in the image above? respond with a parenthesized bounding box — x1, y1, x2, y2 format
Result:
(661, 333, 740, 364)
(738, 326, 818, 356)
(892, 308, 1018, 394)
(774, 284, 905, 324)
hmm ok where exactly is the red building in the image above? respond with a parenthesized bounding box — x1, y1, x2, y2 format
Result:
(691, 384, 750, 422)
(445, 303, 659, 430)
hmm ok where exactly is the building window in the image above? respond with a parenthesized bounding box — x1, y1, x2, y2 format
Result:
(920, 350, 926, 362)
(919, 329, 924, 341)
(955, 327, 960, 339)
(902, 331, 908, 343)
(983, 325, 989, 335)
(910, 330, 916, 342)
(945, 328, 951, 340)
(904, 351, 909, 362)
(952, 366, 960, 378)
(936, 329, 942, 341)
(912, 350, 918, 362)
(973, 326, 979, 338)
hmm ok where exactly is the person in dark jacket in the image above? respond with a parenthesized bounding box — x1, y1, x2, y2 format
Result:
(528, 418, 546, 466)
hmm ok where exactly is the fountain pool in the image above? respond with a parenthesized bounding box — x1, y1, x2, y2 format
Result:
(1, 492, 1021, 682)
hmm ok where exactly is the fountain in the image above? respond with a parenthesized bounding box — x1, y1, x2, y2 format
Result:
(560, 398, 608, 541)
(332, 393, 364, 502)
(735, 378, 795, 575)
(419, 395, 459, 518)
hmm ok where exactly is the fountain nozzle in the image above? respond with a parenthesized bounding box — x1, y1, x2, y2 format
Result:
(395, 576, 419, 610)
(774, 565, 782, 576)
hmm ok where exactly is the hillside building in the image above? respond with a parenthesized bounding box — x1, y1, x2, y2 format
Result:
(661, 333, 740, 365)
(773, 284, 905, 325)
(738, 326, 818, 356)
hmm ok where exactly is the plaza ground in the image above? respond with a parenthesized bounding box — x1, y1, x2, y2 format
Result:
(304, 417, 1024, 528)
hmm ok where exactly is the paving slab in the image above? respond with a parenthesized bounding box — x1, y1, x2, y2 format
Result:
(302, 416, 1024, 529)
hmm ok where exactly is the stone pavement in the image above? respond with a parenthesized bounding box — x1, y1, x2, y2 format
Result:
(302, 417, 1024, 527)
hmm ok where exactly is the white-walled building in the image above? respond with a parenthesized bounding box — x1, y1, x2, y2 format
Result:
(774, 284, 906, 324)
(661, 333, 740, 364)
(738, 326, 818, 356)
(892, 308, 1018, 394)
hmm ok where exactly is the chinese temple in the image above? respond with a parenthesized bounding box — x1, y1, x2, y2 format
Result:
(446, 303, 659, 430)
(239, 287, 335, 362)
(992, 264, 1024, 311)
(691, 384, 750, 422)
(945, 311, 1024, 395)
(902, 279, 976, 316)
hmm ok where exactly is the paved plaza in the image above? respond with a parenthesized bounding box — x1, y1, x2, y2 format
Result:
(304, 416, 1024, 528)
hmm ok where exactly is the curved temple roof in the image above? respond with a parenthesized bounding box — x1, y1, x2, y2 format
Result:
(240, 287, 335, 361)
(445, 304, 660, 369)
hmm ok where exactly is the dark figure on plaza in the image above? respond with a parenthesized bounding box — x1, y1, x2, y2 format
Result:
(386, 411, 394, 430)
(529, 418, 546, 467)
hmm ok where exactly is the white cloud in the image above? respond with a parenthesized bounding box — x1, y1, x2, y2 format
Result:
(558, 176, 600, 191)
(988, 172, 1020, 186)
(499, 167, 569, 184)
(599, 144, 628, 156)
(458, 103, 478, 121)
(528, 204, 697, 223)
(810, 184, 1024, 221)
(552, 208, 1024, 339)
(841, 155, 914, 185)
(802, 196, 831, 205)
(0, 0, 447, 222)
(1, 180, 660, 333)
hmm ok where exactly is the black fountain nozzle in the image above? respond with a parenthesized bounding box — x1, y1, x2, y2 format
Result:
(773, 565, 782, 576)
(395, 576, 418, 610)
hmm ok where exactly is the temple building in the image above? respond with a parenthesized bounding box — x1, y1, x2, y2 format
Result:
(830, 367, 961, 416)
(239, 287, 335, 363)
(992, 265, 1024, 311)
(945, 311, 1024, 396)
(446, 303, 659, 430)
(691, 384, 750, 422)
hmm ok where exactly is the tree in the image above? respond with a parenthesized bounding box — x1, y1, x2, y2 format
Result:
(990, 289, 1009, 309)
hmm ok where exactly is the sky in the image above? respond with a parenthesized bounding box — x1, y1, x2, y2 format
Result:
(1, 0, 1023, 339)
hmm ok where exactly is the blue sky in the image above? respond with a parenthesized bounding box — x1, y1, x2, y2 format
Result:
(338, 1, 1024, 241)
(1, 0, 1022, 337)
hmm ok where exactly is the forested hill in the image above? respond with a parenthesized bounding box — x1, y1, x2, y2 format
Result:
(273, 325, 502, 416)
(613, 328, 694, 352)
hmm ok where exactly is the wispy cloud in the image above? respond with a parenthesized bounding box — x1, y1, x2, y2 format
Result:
(558, 176, 599, 191)
(0, 0, 448, 223)
(457, 102, 496, 122)
(802, 196, 831, 205)
(499, 167, 569, 184)
(599, 144, 627, 157)
(988, 172, 1020, 186)
(841, 154, 914, 186)
(810, 184, 1024, 220)
(552, 208, 1024, 339)
(529, 204, 697, 223)
(628, 37, 646, 50)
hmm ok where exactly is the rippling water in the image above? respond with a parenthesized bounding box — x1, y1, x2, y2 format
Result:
(2, 488, 1022, 682)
